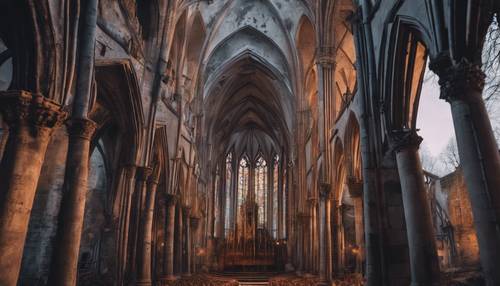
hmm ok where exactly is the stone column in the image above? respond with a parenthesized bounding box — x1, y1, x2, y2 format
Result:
(190, 216, 200, 274)
(174, 205, 183, 275)
(319, 183, 332, 283)
(391, 129, 439, 286)
(347, 177, 364, 274)
(0, 91, 66, 286)
(47, 118, 96, 286)
(129, 167, 153, 279)
(119, 165, 138, 283)
(161, 194, 177, 281)
(331, 200, 341, 276)
(433, 59, 500, 286)
(183, 206, 192, 276)
(136, 174, 159, 286)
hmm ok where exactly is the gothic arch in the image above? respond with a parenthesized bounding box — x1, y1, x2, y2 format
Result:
(344, 112, 362, 180)
(381, 18, 430, 133)
(296, 15, 316, 77)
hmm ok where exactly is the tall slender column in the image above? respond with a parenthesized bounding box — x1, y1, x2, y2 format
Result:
(47, 118, 96, 286)
(174, 205, 183, 275)
(331, 200, 341, 276)
(129, 167, 153, 280)
(432, 59, 500, 286)
(347, 177, 364, 274)
(0, 91, 66, 286)
(183, 207, 192, 276)
(391, 129, 439, 286)
(136, 174, 159, 285)
(319, 184, 332, 282)
(48, 0, 99, 283)
(162, 194, 177, 280)
(119, 165, 138, 283)
(324, 190, 332, 281)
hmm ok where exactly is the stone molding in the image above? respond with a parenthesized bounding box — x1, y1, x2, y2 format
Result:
(389, 129, 422, 153)
(66, 118, 97, 140)
(0, 90, 67, 136)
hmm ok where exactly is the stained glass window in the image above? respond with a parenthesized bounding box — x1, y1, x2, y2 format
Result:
(255, 156, 267, 229)
(237, 156, 249, 221)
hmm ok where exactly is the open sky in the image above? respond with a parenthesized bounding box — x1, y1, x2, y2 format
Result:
(416, 67, 456, 157)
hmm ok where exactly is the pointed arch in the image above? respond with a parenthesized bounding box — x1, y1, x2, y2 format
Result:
(296, 15, 317, 77)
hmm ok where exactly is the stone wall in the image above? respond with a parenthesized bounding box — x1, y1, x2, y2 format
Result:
(440, 169, 480, 268)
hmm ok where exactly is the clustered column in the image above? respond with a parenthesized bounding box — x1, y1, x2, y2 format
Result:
(162, 194, 177, 280)
(136, 172, 160, 285)
(0, 91, 67, 285)
(183, 206, 192, 276)
(319, 183, 332, 282)
(391, 129, 439, 286)
(347, 177, 364, 273)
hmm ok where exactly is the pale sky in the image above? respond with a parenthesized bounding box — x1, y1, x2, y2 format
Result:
(416, 67, 455, 157)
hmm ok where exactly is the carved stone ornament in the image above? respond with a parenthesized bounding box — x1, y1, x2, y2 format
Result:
(389, 129, 422, 153)
(67, 118, 97, 140)
(0, 90, 67, 136)
(136, 166, 153, 181)
(437, 59, 486, 102)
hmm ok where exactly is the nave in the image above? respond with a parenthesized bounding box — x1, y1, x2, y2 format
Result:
(0, 0, 500, 286)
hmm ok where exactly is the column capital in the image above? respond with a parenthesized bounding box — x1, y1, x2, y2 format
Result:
(307, 196, 318, 206)
(389, 129, 422, 153)
(123, 164, 138, 179)
(136, 166, 153, 181)
(165, 193, 178, 207)
(316, 46, 336, 67)
(346, 176, 363, 198)
(432, 57, 485, 102)
(319, 182, 331, 199)
(0, 90, 67, 136)
(66, 118, 97, 140)
(183, 206, 192, 216)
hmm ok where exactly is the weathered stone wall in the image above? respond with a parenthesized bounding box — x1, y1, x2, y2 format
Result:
(440, 169, 480, 268)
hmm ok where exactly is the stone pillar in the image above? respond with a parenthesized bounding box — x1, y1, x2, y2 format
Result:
(129, 167, 153, 279)
(319, 183, 332, 283)
(161, 194, 177, 281)
(47, 118, 97, 286)
(347, 177, 364, 274)
(136, 174, 160, 286)
(391, 129, 439, 286)
(183, 207, 192, 276)
(331, 200, 341, 276)
(0, 91, 66, 286)
(119, 165, 138, 283)
(174, 205, 183, 275)
(190, 216, 200, 274)
(433, 59, 500, 286)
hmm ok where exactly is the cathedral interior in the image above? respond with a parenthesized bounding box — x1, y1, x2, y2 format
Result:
(1, 0, 500, 286)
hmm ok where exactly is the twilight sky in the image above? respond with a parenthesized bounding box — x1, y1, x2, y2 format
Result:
(416, 67, 455, 157)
